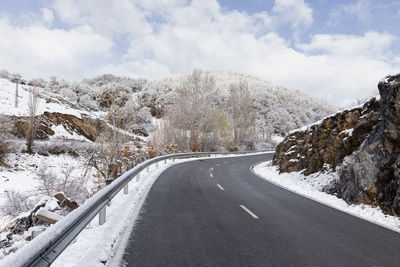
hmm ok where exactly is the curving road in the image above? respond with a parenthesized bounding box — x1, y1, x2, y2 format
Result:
(120, 154, 400, 266)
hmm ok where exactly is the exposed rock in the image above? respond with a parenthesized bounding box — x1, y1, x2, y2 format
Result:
(54, 192, 79, 210)
(35, 209, 63, 224)
(44, 112, 104, 141)
(11, 112, 106, 141)
(273, 73, 400, 216)
(332, 74, 400, 215)
(9, 111, 145, 144)
(273, 98, 380, 175)
(0, 196, 69, 256)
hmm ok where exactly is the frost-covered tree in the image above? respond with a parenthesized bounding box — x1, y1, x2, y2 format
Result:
(122, 97, 153, 135)
(229, 80, 256, 147)
(26, 89, 38, 154)
(96, 83, 130, 109)
(169, 69, 218, 151)
(0, 69, 9, 79)
(90, 107, 128, 182)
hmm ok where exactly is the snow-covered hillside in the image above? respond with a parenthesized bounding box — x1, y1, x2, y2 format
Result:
(141, 71, 337, 138)
(19, 71, 336, 143)
(0, 69, 336, 260)
(0, 78, 86, 119)
(0, 76, 148, 260)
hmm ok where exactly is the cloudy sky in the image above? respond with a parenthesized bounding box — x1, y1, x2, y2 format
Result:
(1, 0, 399, 105)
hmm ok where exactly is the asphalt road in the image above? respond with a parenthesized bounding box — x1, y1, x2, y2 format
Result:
(121, 153, 400, 267)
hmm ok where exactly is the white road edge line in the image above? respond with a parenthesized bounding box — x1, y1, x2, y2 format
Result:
(249, 163, 400, 234)
(240, 205, 259, 219)
(209, 173, 213, 178)
(216, 184, 224, 191)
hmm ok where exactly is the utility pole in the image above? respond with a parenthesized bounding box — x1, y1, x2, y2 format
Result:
(13, 73, 22, 108)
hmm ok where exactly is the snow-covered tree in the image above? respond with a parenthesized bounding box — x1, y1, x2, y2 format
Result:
(229, 80, 256, 147)
(168, 69, 219, 151)
(26, 89, 38, 154)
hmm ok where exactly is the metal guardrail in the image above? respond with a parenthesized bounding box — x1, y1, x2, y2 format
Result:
(2, 151, 268, 267)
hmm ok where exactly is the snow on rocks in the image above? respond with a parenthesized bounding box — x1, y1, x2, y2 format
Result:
(0, 152, 90, 228)
(0, 195, 72, 260)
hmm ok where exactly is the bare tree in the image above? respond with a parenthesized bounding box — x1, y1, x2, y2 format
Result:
(90, 106, 128, 182)
(26, 89, 39, 154)
(35, 165, 57, 196)
(35, 164, 90, 202)
(229, 80, 256, 148)
(169, 69, 218, 151)
(0, 115, 13, 162)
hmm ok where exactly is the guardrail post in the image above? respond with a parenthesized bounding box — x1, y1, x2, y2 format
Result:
(136, 172, 140, 182)
(99, 206, 106, 225)
(146, 166, 149, 172)
(173, 157, 175, 162)
(164, 159, 167, 165)
(124, 183, 129, 194)
(156, 162, 159, 167)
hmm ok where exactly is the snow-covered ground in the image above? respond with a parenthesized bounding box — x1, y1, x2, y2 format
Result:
(0, 151, 93, 229)
(0, 153, 267, 266)
(52, 158, 180, 267)
(0, 78, 84, 118)
(253, 161, 400, 232)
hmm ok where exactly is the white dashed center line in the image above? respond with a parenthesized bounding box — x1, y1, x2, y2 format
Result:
(216, 184, 224, 191)
(210, 167, 214, 171)
(240, 205, 259, 219)
(209, 173, 213, 178)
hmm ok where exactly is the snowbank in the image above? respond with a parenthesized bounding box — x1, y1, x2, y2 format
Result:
(0, 152, 268, 266)
(253, 161, 400, 232)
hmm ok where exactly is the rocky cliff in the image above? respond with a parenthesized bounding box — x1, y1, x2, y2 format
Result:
(333, 74, 400, 215)
(272, 74, 400, 216)
(273, 98, 380, 175)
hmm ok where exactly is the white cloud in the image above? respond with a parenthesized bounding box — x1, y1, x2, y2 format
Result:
(40, 8, 54, 25)
(103, 1, 397, 106)
(51, 0, 153, 38)
(297, 32, 395, 59)
(1, 0, 399, 106)
(0, 18, 113, 80)
(343, 0, 372, 21)
(328, 0, 372, 26)
(272, 0, 313, 30)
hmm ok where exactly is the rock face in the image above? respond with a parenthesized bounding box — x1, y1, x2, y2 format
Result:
(272, 73, 400, 216)
(12, 112, 106, 141)
(332, 74, 400, 215)
(10, 111, 146, 142)
(273, 98, 380, 175)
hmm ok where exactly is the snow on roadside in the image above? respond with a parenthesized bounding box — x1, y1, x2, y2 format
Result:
(51, 159, 179, 267)
(52, 153, 269, 267)
(253, 161, 400, 232)
(1, 153, 269, 266)
(0, 153, 90, 228)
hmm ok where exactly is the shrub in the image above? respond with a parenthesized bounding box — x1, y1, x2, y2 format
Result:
(0, 190, 34, 217)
